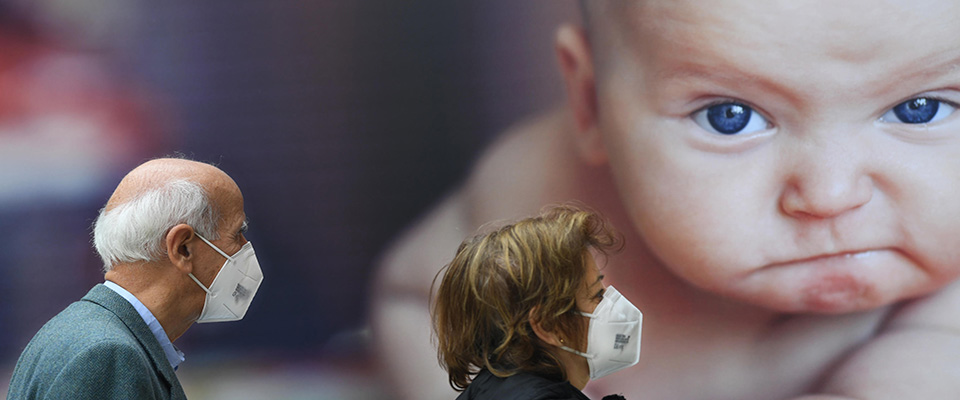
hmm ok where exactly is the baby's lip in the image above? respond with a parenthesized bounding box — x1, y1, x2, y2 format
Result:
(765, 249, 888, 269)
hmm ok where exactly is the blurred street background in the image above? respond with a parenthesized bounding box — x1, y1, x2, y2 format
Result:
(0, 1, 575, 398)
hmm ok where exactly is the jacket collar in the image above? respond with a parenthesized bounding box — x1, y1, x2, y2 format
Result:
(81, 284, 184, 393)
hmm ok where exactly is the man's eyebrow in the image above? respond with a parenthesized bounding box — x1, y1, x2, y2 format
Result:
(239, 219, 249, 233)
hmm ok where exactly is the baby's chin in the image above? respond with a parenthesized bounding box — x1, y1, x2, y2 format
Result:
(725, 277, 917, 315)
(709, 288, 875, 315)
(783, 288, 888, 315)
(703, 248, 938, 314)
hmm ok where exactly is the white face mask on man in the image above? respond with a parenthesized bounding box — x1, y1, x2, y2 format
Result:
(560, 285, 643, 380)
(188, 232, 264, 323)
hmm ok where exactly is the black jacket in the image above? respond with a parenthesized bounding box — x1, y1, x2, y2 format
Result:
(455, 369, 590, 400)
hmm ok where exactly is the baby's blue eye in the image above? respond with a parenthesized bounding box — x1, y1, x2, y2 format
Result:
(693, 102, 770, 135)
(880, 97, 954, 124)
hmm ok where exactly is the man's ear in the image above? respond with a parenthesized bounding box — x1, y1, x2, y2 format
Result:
(166, 223, 196, 274)
(556, 24, 606, 166)
(529, 308, 563, 347)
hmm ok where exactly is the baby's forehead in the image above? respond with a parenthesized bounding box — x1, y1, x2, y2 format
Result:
(586, 0, 960, 40)
(587, 0, 960, 82)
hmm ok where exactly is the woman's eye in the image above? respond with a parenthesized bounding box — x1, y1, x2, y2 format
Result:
(692, 102, 771, 135)
(880, 97, 955, 124)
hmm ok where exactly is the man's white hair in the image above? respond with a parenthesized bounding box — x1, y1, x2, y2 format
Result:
(93, 178, 221, 271)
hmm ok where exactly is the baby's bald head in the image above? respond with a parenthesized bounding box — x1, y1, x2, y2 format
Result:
(574, 0, 643, 79)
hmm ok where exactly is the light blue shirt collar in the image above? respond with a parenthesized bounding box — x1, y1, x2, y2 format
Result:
(103, 280, 185, 370)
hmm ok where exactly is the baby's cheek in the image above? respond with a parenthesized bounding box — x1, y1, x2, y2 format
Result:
(612, 125, 776, 290)
(633, 200, 758, 290)
(892, 211, 960, 308)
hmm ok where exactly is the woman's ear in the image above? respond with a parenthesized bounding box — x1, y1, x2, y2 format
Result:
(529, 307, 564, 347)
(166, 223, 196, 274)
(556, 23, 607, 166)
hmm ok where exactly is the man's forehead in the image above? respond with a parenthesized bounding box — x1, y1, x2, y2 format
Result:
(220, 195, 245, 225)
(234, 216, 249, 232)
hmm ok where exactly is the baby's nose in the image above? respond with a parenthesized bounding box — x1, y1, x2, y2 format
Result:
(778, 142, 875, 219)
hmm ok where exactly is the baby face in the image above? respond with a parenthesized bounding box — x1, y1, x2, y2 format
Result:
(593, 0, 960, 313)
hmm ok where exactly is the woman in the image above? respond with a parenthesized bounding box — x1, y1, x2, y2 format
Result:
(432, 205, 641, 399)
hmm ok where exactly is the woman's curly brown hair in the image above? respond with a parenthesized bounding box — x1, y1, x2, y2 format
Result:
(431, 204, 622, 391)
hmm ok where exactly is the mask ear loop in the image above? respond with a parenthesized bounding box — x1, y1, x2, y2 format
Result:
(558, 312, 597, 359)
(195, 232, 235, 261)
(578, 310, 599, 318)
(559, 344, 595, 359)
(189, 232, 233, 294)
(189, 273, 212, 294)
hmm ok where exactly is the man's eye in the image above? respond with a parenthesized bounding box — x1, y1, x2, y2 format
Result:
(692, 102, 771, 135)
(880, 97, 955, 124)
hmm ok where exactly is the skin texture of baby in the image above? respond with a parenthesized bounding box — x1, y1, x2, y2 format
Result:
(372, 1, 960, 399)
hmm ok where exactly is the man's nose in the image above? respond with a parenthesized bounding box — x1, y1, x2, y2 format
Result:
(778, 137, 875, 219)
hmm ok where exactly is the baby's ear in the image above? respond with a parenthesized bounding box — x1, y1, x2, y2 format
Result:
(556, 24, 606, 166)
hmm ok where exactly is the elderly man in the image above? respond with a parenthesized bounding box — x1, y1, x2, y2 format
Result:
(7, 158, 264, 400)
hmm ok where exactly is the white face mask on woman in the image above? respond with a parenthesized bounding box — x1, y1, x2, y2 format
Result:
(560, 285, 642, 380)
(188, 233, 264, 323)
